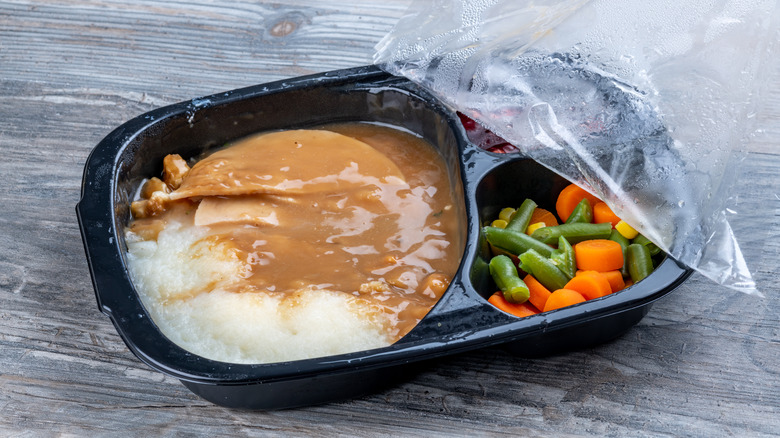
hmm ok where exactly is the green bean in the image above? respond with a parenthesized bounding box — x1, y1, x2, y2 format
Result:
(550, 236, 576, 280)
(609, 229, 630, 277)
(608, 228, 630, 248)
(626, 243, 653, 283)
(505, 198, 537, 233)
(565, 198, 593, 224)
(518, 249, 569, 292)
(632, 234, 661, 256)
(483, 226, 554, 258)
(489, 255, 529, 303)
(530, 222, 612, 245)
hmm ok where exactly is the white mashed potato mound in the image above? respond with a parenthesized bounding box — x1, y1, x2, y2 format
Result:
(126, 222, 392, 364)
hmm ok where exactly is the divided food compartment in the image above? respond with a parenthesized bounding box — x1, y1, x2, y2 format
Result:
(77, 65, 692, 410)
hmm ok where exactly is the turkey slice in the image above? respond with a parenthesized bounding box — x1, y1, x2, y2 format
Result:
(170, 129, 405, 200)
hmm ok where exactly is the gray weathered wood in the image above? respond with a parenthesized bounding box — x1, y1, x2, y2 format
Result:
(1, 0, 778, 436)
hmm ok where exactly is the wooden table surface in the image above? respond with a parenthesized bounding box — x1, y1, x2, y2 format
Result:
(2, 1, 778, 436)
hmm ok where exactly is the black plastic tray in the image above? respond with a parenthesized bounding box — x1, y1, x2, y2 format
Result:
(76, 65, 692, 409)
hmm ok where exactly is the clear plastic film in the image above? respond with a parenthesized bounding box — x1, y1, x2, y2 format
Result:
(374, 0, 778, 295)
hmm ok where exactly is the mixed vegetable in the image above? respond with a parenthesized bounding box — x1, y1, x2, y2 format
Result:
(485, 183, 662, 318)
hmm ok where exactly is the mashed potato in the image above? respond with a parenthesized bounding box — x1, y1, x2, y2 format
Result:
(127, 222, 391, 363)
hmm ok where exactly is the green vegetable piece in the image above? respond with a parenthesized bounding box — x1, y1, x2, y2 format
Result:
(530, 222, 612, 245)
(505, 198, 537, 233)
(608, 228, 630, 249)
(626, 243, 654, 283)
(609, 229, 630, 277)
(483, 226, 554, 258)
(632, 234, 661, 256)
(518, 249, 569, 292)
(550, 236, 576, 279)
(489, 255, 530, 304)
(564, 198, 593, 224)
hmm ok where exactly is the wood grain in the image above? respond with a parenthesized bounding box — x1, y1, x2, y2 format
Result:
(1, 0, 778, 436)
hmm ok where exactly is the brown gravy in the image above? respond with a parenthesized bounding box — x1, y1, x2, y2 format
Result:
(129, 123, 464, 341)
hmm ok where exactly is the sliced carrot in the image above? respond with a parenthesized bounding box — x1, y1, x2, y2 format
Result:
(574, 239, 624, 272)
(600, 270, 626, 292)
(523, 274, 552, 312)
(593, 202, 621, 228)
(576, 269, 625, 293)
(543, 289, 586, 312)
(564, 271, 612, 300)
(529, 207, 559, 228)
(488, 292, 540, 317)
(555, 183, 602, 223)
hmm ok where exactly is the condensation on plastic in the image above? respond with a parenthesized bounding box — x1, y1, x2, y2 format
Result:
(374, 0, 777, 296)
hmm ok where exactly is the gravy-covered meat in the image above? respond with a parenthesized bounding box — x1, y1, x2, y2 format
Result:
(169, 129, 405, 200)
(125, 123, 464, 364)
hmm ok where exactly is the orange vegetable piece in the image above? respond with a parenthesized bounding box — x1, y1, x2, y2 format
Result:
(576, 269, 626, 293)
(488, 292, 540, 318)
(523, 274, 552, 311)
(555, 183, 602, 222)
(601, 270, 626, 292)
(543, 289, 586, 312)
(574, 239, 624, 272)
(593, 202, 621, 227)
(564, 271, 613, 300)
(529, 207, 559, 228)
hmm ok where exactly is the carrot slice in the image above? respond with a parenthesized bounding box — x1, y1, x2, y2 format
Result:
(576, 269, 625, 293)
(529, 207, 559, 228)
(564, 271, 613, 300)
(543, 289, 586, 312)
(523, 274, 552, 311)
(555, 184, 602, 223)
(574, 239, 624, 272)
(593, 202, 621, 228)
(601, 270, 626, 292)
(488, 292, 540, 317)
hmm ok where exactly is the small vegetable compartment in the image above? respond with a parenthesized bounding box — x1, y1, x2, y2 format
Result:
(77, 65, 692, 410)
(463, 157, 691, 357)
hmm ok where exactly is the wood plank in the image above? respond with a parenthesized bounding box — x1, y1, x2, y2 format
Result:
(1, 0, 778, 436)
